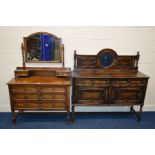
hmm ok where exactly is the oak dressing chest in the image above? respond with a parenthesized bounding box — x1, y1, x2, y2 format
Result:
(7, 32, 71, 123)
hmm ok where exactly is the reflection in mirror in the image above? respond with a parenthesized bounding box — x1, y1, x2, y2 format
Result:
(97, 49, 117, 68)
(99, 52, 114, 68)
(26, 33, 61, 62)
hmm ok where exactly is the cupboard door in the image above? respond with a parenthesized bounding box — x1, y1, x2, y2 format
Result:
(76, 88, 108, 105)
(111, 88, 142, 105)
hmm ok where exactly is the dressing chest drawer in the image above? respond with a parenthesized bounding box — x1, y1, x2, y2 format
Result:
(9, 85, 68, 111)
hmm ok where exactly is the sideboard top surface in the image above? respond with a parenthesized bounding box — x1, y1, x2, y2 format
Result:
(72, 70, 149, 79)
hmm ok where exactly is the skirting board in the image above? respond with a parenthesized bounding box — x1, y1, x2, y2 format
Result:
(0, 105, 155, 112)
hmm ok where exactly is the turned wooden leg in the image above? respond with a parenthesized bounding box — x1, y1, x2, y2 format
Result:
(130, 106, 133, 112)
(137, 105, 143, 122)
(72, 106, 75, 123)
(67, 112, 70, 124)
(131, 105, 143, 122)
(19, 110, 24, 113)
(12, 112, 18, 124)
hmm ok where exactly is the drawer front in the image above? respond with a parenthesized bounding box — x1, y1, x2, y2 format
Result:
(15, 70, 29, 77)
(75, 79, 109, 87)
(10, 85, 68, 111)
(12, 86, 65, 94)
(75, 79, 92, 87)
(112, 79, 147, 87)
(41, 87, 65, 93)
(14, 102, 66, 110)
(111, 89, 142, 105)
(54, 103, 66, 109)
(13, 94, 39, 100)
(41, 94, 65, 100)
(41, 102, 66, 109)
(14, 103, 39, 109)
(12, 86, 38, 93)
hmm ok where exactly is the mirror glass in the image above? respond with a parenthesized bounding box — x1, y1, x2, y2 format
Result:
(97, 49, 117, 68)
(99, 52, 114, 68)
(25, 33, 62, 62)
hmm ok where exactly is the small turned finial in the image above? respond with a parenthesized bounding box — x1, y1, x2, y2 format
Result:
(137, 51, 140, 60)
(137, 51, 140, 56)
(135, 51, 140, 70)
(74, 50, 77, 68)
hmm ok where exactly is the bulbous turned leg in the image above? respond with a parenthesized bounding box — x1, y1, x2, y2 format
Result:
(137, 105, 143, 122)
(72, 106, 75, 123)
(67, 112, 70, 125)
(12, 112, 18, 124)
(130, 106, 133, 112)
(131, 105, 143, 122)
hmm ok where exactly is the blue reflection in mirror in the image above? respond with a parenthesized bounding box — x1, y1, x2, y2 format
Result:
(40, 34, 54, 61)
(99, 53, 114, 68)
(27, 33, 61, 61)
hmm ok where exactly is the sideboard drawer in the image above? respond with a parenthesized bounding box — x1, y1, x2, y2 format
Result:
(75, 79, 110, 87)
(93, 79, 110, 87)
(75, 79, 92, 87)
(112, 80, 147, 87)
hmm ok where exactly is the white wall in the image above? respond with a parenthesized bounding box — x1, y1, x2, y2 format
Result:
(0, 26, 155, 112)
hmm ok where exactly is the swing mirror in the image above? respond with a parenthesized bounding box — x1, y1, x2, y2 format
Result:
(23, 32, 63, 63)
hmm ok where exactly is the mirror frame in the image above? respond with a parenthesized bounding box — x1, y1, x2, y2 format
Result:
(21, 32, 64, 66)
